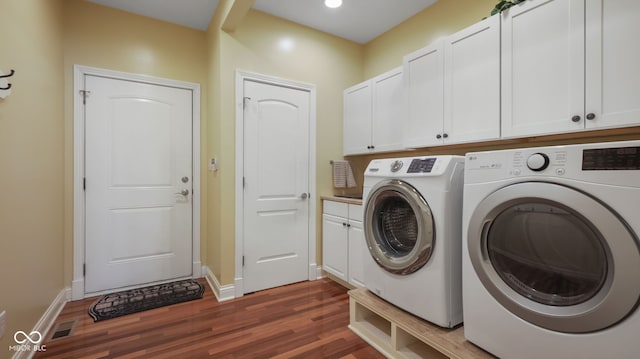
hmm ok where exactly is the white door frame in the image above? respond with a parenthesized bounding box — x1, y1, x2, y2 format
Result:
(234, 70, 317, 297)
(72, 65, 201, 300)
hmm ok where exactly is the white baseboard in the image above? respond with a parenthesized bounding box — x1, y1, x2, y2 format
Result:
(11, 288, 70, 359)
(204, 266, 235, 302)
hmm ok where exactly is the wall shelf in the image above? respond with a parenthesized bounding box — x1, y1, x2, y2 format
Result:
(349, 287, 495, 359)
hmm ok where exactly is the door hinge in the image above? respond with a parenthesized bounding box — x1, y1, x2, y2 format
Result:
(83, 263, 86, 276)
(243, 177, 246, 189)
(243, 97, 251, 110)
(79, 90, 91, 105)
(242, 256, 245, 267)
(83, 177, 86, 191)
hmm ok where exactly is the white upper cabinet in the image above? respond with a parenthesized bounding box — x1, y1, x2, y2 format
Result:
(372, 68, 405, 153)
(404, 15, 500, 148)
(501, 0, 585, 138)
(343, 82, 372, 155)
(585, 0, 640, 130)
(403, 41, 445, 148)
(502, 0, 640, 138)
(343, 67, 404, 155)
(444, 14, 501, 144)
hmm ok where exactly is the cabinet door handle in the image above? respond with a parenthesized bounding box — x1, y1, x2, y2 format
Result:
(346, 223, 351, 228)
(443, 133, 449, 139)
(342, 222, 347, 227)
(436, 134, 442, 139)
(571, 115, 581, 122)
(586, 113, 596, 120)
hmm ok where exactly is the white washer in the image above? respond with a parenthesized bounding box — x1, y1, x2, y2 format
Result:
(462, 141, 640, 358)
(363, 155, 464, 328)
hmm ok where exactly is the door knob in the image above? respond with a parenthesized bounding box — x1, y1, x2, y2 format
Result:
(300, 193, 309, 200)
(176, 189, 189, 196)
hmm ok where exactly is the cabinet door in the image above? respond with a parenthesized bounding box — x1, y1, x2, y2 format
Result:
(444, 15, 501, 144)
(585, 0, 640, 129)
(403, 41, 445, 148)
(501, 0, 585, 138)
(371, 67, 405, 153)
(322, 214, 348, 281)
(348, 220, 366, 288)
(343, 81, 372, 155)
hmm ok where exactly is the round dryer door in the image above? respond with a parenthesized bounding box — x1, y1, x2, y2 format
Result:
(364, 179, 435, 275)
(467, 182, 640, 333)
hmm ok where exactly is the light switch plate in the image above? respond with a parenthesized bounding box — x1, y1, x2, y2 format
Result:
(208, 158, 218, 172)
(0, 310, 6, 339)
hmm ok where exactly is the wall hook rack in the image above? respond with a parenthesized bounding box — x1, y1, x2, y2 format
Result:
(0, 69, 15, 90)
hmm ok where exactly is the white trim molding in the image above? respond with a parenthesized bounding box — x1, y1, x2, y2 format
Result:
(204, 266, 235, 302)
(11, 288, 70, 359)
(234, 70, 318, 298)
(72, 65, 202, 299)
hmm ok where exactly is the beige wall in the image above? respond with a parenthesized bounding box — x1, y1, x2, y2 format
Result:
(61, 0, 209, 285)
(0, 0, 64, 351)
(364, 0, 496, 79)
(207, 2, 364, 284)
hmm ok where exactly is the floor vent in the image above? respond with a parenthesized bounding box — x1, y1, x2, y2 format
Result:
(49, 320, 76, 341)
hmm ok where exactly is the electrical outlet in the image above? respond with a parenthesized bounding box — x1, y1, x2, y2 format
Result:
(0, 310, 6, 339)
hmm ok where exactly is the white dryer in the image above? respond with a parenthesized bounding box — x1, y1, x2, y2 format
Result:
(363, 155, 464, 328)
(462, 141, 640, 358)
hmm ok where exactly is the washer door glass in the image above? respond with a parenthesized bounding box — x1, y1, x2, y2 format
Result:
(467, 182, 640, 333)
(364, 179, 434, 275)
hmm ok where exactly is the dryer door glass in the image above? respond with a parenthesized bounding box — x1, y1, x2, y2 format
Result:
(364, 179, 434, 275)
(467, 182, 640, 333)
(487, 202, 607, 306)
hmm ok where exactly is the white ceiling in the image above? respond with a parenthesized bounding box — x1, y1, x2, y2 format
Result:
(87, 0, 219, 31)
(86, 0, 438, 44)
(253, 0, 438, 44)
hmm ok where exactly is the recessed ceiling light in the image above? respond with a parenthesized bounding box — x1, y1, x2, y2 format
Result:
(324, 0, 342, 9)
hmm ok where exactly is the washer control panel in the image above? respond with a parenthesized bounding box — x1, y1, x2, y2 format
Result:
(366, 156, 463, 177)
(408, 158, 437, 173)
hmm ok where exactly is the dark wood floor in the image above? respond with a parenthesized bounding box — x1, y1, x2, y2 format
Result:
(34, 278, 384, 359)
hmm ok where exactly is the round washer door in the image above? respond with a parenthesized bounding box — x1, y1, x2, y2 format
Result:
(468, 182, 640, 333)
(364, 179, 435, 275)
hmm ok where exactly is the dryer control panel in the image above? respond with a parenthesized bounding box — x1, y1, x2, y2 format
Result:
(464, 140, 640, 187)
(582, 146, 640, 171)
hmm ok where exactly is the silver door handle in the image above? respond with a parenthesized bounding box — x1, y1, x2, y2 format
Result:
(300, 193, 309, 200)
(176, 189, 189, 196)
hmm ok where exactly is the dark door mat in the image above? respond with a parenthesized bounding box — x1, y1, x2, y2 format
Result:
(88, 279, 205, 322)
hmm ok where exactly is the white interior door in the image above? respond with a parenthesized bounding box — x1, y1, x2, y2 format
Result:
(84, 75, 193, 294)
(242, 79, 310, 294)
